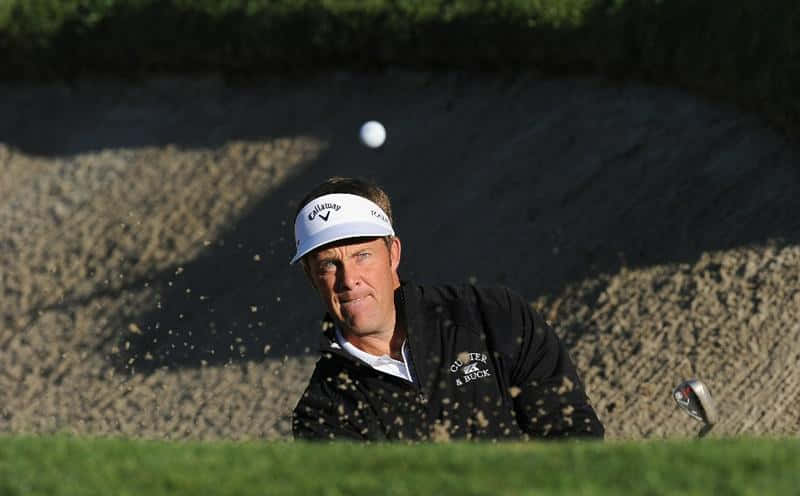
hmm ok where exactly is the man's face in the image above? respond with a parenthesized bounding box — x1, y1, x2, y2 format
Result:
(305, 236, 401, 337)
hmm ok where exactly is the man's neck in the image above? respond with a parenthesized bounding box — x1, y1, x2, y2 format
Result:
(341, 322, 406, 361)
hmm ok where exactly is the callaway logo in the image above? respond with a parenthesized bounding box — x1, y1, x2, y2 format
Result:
(449, 352, 492, 387)
(308, 202, 342, 222)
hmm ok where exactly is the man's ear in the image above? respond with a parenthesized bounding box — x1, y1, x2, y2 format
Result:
(389, 236, 402, 272)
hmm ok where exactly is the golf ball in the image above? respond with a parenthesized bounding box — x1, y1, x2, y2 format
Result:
(359, 121, 386, 148)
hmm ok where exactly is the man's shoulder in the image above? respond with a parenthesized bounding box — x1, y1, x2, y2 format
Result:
(404, 282, 527, 333)
(294, 352, 350, 409)
(303, 347, 383, 390)
(411, 282, 520, 312)
(307, 349, 352, 381)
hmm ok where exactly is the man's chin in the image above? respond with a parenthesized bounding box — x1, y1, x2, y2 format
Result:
(339, 316, 378, 335)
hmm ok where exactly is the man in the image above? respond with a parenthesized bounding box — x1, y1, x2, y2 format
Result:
(291, 177, 604, 441)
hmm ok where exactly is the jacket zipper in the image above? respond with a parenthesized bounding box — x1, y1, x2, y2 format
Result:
(402, 338, 428, 405)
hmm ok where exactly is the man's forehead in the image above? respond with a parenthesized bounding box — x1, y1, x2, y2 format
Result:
(309, 236, 383, 258)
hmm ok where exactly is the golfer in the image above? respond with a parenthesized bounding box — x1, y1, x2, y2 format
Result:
(291, 177, 604, 441)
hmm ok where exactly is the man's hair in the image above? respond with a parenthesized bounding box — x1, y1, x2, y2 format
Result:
(295, 177, 394, 225)
(295, 177, 396, 266)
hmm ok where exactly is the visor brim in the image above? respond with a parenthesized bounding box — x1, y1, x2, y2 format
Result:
(289, 221, 394, 264)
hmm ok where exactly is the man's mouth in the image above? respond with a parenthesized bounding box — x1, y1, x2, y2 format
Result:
(341, 296, 368, 307)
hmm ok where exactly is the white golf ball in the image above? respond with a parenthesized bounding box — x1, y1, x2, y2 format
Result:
(359, 121, 386, 148)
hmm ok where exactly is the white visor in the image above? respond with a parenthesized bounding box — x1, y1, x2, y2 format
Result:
(290, 193, 394, 264)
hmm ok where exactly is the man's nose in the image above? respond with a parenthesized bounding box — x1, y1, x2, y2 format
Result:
(334, 260, 360, 291)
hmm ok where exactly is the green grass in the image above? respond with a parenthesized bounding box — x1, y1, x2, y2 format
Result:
(0, 434, 797, 495)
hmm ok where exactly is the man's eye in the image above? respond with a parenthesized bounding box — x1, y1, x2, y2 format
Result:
(319, 261, 336, 272)
(356, 252, 371, 260)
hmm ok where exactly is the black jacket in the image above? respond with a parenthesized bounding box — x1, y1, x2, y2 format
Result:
(292, 282, 604, 441)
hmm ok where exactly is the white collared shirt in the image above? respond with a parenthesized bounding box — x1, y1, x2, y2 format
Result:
(334, 328, 414, 383)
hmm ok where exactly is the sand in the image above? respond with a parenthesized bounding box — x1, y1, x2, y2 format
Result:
(1, 73, 798, 440)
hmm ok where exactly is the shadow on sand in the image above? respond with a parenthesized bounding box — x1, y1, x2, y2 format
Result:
(7, 73, 799, 372)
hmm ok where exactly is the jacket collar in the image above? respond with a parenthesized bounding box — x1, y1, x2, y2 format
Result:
(396, 281, 433, 392)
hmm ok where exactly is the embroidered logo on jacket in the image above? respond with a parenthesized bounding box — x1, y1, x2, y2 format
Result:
(449, 352, 492, 387)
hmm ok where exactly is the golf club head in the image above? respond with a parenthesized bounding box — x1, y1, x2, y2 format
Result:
(673, 379, 718, 426)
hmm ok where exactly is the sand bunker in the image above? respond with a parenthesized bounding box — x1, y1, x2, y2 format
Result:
(1, 74, 798, 440)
